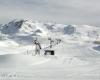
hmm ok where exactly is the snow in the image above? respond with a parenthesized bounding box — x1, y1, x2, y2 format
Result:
(0, 19, 100, 80)
(0, 19, 100, 40)
(0, 39, 100, 80)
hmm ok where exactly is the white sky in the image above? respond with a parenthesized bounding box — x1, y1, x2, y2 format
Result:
(0, 0, 100, 27)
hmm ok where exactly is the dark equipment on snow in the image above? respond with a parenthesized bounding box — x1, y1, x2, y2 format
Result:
(44, 50, 55, 55)
(44, 38, 55, 55)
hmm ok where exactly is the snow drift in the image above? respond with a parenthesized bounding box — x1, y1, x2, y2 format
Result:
(0, 54, 49, 67)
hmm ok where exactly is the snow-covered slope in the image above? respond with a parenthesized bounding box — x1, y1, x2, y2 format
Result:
(0, 19, 100, 80)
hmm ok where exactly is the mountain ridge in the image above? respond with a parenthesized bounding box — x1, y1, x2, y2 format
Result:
(0, 19, 100, 41)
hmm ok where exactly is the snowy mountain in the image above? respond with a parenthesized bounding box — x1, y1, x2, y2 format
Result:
(0, 19, 100, 80)
(0, 19, 100, 41)
(0, 20, 48, 36)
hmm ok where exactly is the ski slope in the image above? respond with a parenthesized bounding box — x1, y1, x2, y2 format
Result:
(0, 40, 100, 80)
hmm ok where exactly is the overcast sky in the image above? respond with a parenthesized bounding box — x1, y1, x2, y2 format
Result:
(0, 0, 100, 26)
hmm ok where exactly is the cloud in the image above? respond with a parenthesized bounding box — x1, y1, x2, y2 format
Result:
(0, 0, 100, 27)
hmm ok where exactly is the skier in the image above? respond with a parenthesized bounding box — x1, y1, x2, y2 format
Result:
(48, 38, 54, 48)
(33, 39, 41, 55)
(58, 39, 61, 43)
(56, 39, 61, 44)
(56, 39, 59, 45)
(50, 40, 54, 48)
